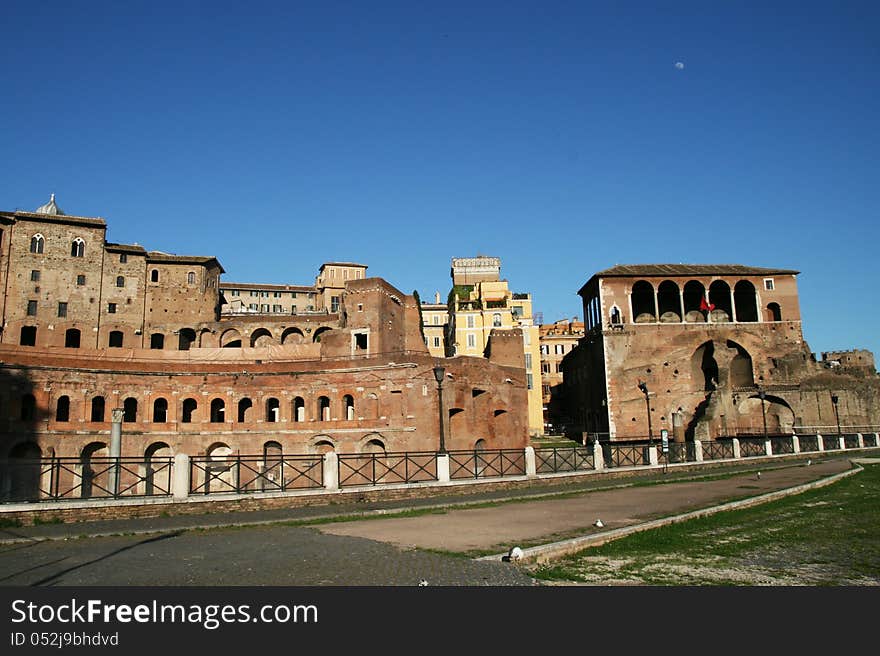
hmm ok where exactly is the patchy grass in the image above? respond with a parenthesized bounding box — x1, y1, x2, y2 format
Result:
(530, 464, 880, 586)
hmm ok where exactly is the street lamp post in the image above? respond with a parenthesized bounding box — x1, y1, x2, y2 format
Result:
(831, 393, 841, 440)
(638, 381, 653, 446)
(433, 365, 447, 454)
(758, 389, 768, 441)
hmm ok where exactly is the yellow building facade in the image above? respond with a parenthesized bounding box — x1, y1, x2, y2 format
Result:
(447, 257, 543, 435)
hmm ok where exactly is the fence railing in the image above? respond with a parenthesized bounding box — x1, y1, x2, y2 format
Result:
(189, 455, 323, 495)
(4, 433, 879, 504)
(603, 444, 650, 468)
(659, 442, 696, 464)
(534, 447, 595, 474)
(448, 450, 526, 480)
(739, 438, 767, 458)
(0, 457, 173, 503)
(798, 435, 820, 452)
(338, 452, 438, 487)
(769, 436, 794, 455)
(702, 440, 735, 461)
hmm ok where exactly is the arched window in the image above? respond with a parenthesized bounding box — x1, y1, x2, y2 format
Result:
(150, 269, 159, 283)
(683, 280, 707, 322)
(65, 328, 81, 348)
(182, 398, 197, 423)
(237, 398, 253, 422)
(55, 395, 70, 422)
(610, 305, 622, 325)
(210, 398, 225, 423)
(150, 333, 164, 349)
(187, 271, 195, 284)
(20, 394, 36, 421)
(30, 234, 44, 254)
(343, 394, 354, 421)
(153, 398, 168, 423)
(631, 281, 656, 323)
(116, 276, 125, 287)
(91, 396, 105, 422)
(657, 281, 682, 323)
(766, 303, 782, 322)
(123, 397, 138, 422)
(734, 280, 759, 322)
(108, 331, 124, 348)
(292, 396, 305, 422)
(708, 280, 733, 322)
(71, 238, 85, 257)
(265, 397, 280, 423)
(318, 396, 330, 421)
(178, 328, 196, 351)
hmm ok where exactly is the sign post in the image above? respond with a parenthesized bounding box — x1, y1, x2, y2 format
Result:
(660, 429, 669, 474)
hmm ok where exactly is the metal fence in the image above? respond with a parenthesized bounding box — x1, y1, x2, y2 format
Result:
(338, 452, 438, 487)
(865, 434, 879, 448)
(798, 435, 820, 452)
(534, 447, 595, 474)
(702, 440, 735, 461)
(189, 455, 323, 495)
(843, 434, 860, 449)
(0, 457, 173, 503)
(821, 435, 841, 451)
(659, 442, 696, 464)
(770, 437, 794, 455)
(448, 449, 526, 480)
(739, 438, 767, 458)
(603, 444, 650, 468)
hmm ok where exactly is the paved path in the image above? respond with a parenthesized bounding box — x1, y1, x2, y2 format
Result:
(316, 458, 850, 552)
(0, 455, 856, 586)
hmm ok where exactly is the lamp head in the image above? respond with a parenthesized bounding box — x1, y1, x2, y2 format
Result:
(637, 381, 648, 395)
(831, 394, 839, 405)
(433, 365, 446, 384)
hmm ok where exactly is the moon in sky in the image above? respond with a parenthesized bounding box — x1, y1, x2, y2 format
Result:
(675, 62, 685, 70)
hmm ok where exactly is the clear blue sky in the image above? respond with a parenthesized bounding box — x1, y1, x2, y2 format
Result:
(2, 1, 878, 360)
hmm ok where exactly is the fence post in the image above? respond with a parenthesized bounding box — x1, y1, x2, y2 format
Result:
(525, 446, 536, 477)
(857, 433, 864, 449)
(172, 453, 190, 501)
(648, 446, 658, 467)
(765, 438, 773, 457)
(694, 440, 704, 462)
(732, 438, 741, 460)
(593, 440, 604, 471)
(838, 435, 845, 450)
(792, 435, 800, 454)
(436, 453, 450, 483)
(323, 452, 338, 491)
(816, 433, 824, 451)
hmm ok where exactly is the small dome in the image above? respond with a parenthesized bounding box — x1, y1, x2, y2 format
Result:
(35, 193, 64, 215)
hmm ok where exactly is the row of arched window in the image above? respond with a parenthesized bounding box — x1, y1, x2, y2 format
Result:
(29, 234, 85, 257)
(620, 279, 783, 324)
(18, 393, 363, 424)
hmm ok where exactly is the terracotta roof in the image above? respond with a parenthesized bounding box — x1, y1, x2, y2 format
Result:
(105, 242, 147, 254)
(11, 211, 106, 228)
(221, 282, 315, 292)
(593, 264, 800, 277)
(147, 252, 225, 272)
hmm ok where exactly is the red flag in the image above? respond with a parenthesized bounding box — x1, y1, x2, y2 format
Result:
(700, 296, 715, 312)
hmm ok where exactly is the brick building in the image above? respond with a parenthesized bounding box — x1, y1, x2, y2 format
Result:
(561, 264, 880, 443)
(0, 198, 529, 469)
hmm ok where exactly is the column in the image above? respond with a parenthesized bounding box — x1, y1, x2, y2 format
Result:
(816, 433, 825, 451)
(765, 438, 772, 456)
(792, 435, 800, 454)
(732, 438, 741, 459)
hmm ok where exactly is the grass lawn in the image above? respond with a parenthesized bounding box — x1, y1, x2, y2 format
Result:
(530, 463, 880, 586)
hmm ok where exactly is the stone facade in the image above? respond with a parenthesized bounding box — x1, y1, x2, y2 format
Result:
(561, 264, 880, 442)
(0, 200, 529, 466)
